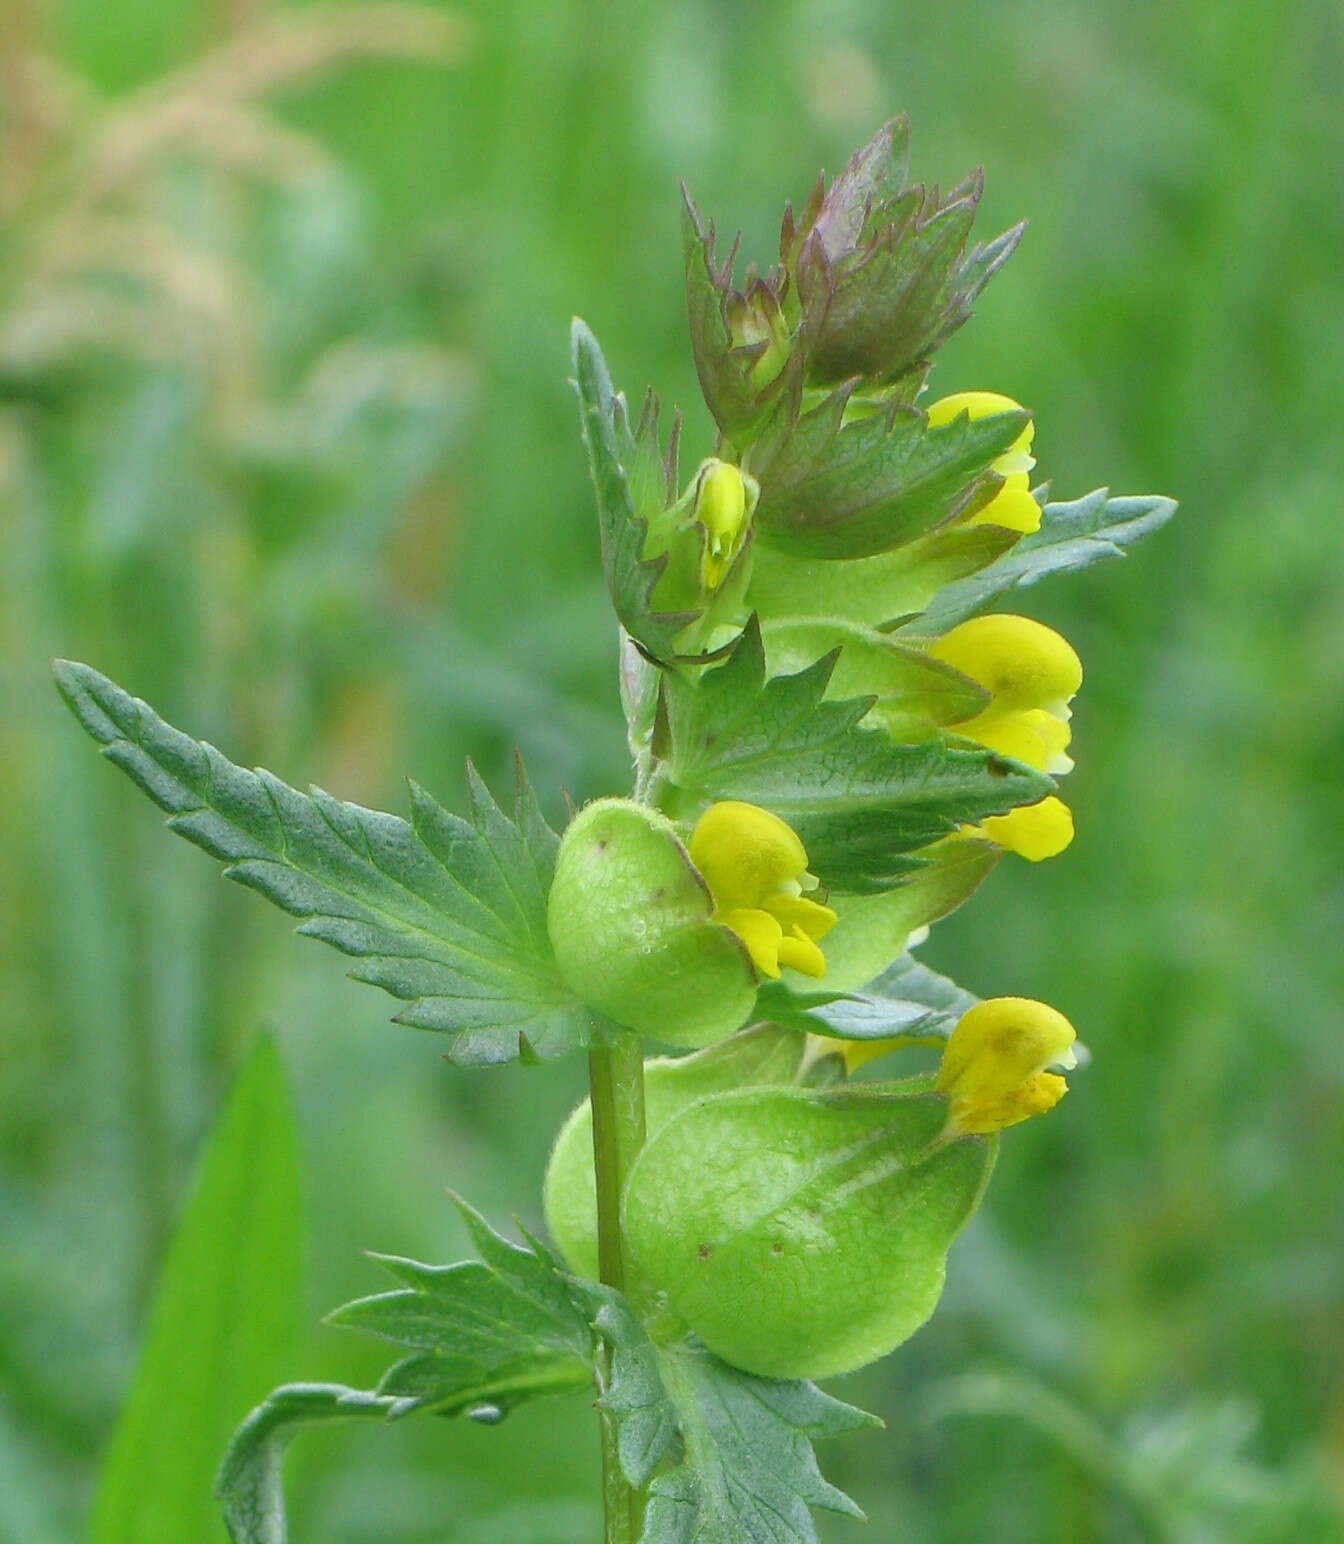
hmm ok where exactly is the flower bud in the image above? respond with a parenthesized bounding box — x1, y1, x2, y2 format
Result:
(925, 391, 1040, 532)
(643, 458, 760, 626)
(692, 460, 755, 592)
(936, 996, 1077, 1137)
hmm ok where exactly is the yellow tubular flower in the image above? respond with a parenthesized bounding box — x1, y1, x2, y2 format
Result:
(930, 614, 1082, 775)
(689, 801, 837, 979)
(693, 461, 756, 591)
(925, 390, 1040, 533)
(936, 997, 1077, 1137)
(979, 796, 1074, 862)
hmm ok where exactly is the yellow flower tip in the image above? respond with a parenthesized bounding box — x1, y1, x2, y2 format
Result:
(956, 707, 1073, 776)
(969, 474, 1042, 534)
(979, 796, 1075, 862)
(693, 460, 757, 591)
(929, 614, 1082, 711)
(925, 389, 1036, 470)
(777, 925, 826, 978)
(689, 801, 837, 980)
(720, 907, 784, 979)
(936, 996, 1077, 1137)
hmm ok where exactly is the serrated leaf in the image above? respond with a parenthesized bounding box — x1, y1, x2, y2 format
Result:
(782, 116, 912, 268)
(658, 620, 1052, 892)
(752, 385, 1029, 559)
(54, 660, 589, 1066)
(327, 1196, 595, 1416)
(572, 319, 696, 659)
(915, 488, 1179, 633)
(641, 1344, 876, 1544)
(566, 1275, 875, 1544)
(585, 1286, 680, 1488)
(798, 951, 980, 1049)
(216, 1383, 398, 1544)
(624, 1083, 995, 1380)
(89, 1037, 301, 1544)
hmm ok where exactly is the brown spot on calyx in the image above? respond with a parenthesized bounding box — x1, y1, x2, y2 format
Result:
(771, 1242, 784, 1256)
(696, 1243, 713, 1261)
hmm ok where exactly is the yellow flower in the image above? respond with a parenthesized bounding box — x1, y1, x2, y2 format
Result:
(925, 390, 1040, 533)
(979, 796, 1074, 863)
(930, 614, 1081, 860)
(936, 996, 1077, 1137)
(692, 460, 757, 591)
(689, 801, 837, 979)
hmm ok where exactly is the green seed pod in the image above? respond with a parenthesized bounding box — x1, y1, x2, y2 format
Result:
(546, 799, 758, 1048)
(623, 1082, 996, 1379)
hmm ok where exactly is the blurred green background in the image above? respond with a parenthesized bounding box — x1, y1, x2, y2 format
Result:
(3, 0, 1342, 1539)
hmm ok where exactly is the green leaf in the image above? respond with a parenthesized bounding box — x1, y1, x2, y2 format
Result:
(585, 1286, 681, 1488)
(641, 1344, 876, 1544)
(572, 319, 696, 659)
(751, 384, 1029, 559)
(216, 1383, 398, 1544)
(798, 951, 980, 1049)
(220, 1204, 603, 1542)
(915, 488, 1178, 633)
(559, 1278, 875, 1544)
(658, 620, 1052, 892)
(88, 1037, 302, 1544)
(327, 1195, 595, 1416)
(566, 1272, 876, 1544)
(624, 1082, 996, 1379)
(54, 660, 589, 1066)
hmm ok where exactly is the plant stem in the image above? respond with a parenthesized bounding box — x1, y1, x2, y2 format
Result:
(588, 1026, 647, 1544)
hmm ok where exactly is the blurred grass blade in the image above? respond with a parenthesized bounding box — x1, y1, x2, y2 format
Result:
(85, 1036, 302, 1544)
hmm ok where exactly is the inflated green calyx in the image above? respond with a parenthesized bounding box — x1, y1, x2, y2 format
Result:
(623, 1081, 996, 1379)
(546, 799, 758, 1047)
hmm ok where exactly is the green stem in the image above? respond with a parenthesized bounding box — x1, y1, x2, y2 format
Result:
(588, 1026, 647, 1544)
